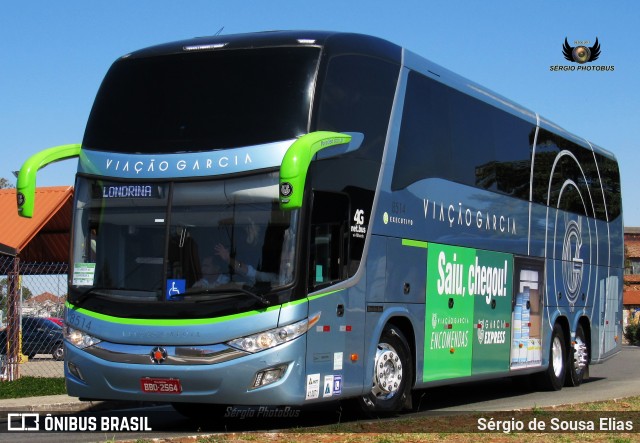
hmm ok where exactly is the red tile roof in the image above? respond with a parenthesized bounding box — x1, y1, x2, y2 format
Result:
(29, 292, 64, 304)
(626, 241, 640, 258)
(625, 275, 640, 283)
(624, 290, 640, 306)
(0, 186, 73, 262)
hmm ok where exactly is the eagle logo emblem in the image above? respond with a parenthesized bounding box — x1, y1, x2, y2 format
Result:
(563, 37, 601, 64)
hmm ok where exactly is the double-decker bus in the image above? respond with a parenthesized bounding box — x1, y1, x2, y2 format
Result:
(17, 31, 623, 416)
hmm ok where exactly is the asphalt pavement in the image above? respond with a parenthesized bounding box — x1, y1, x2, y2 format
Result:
(2, 346, 639, 414)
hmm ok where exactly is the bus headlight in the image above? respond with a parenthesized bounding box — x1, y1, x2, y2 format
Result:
(227, 312, 320, 353)
(64, 325, 102, 349)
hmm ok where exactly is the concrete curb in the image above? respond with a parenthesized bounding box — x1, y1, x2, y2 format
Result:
(0, 395, 146, 414)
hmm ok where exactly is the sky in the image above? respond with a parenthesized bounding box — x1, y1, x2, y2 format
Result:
(2, 1, 639, 225)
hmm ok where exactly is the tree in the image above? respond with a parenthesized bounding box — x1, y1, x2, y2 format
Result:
(0, 177, 14, 189)
(0, 277, 33, 314)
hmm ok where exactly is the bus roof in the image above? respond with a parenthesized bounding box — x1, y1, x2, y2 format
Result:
(121, 30, 402, 64)
(117, 30, 614, 161)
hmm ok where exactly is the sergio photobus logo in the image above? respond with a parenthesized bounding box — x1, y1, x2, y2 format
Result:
(550, 37, 614, 72)
(563, 37, 601, 64)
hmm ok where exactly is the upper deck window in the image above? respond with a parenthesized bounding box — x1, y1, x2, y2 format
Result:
(83, 47, 320, 153)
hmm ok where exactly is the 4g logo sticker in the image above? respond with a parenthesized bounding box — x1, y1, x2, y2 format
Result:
(353, 209, 364, 225)
(351, 209, 367, 238)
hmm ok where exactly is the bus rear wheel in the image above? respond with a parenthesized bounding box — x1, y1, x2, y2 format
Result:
(565, 323, 589, 387)
(536, 323, 566, 391)
(359, 325, 412, 414)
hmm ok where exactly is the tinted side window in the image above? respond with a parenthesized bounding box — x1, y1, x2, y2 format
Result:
(531, 129, 617, 220)
(598, 156, 622, 220)
(311, 54, 399, 276)
(308, 192, 350, 291)
(314, 54, 399, 162)
(392, 72, 453, 190)
(492, 110, 536, 198)
(393, 71, 534, 199)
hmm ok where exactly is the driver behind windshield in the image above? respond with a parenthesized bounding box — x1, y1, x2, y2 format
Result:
(193, 218, 279, 288)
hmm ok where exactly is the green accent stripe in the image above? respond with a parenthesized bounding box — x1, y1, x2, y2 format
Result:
(66, 301, 279, 326)
(65, 288, 344, 326)
(402, 239, 429, 249)
(308, 288, 343, 301)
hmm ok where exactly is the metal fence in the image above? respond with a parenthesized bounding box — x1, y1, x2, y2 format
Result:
(0, 254, 67, 381)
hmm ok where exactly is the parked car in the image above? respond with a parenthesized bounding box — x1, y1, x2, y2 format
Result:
(0, 317, 64, 361)
(47, 317, 64, 327)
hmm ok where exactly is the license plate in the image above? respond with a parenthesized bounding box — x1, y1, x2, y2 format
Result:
(141, 377, 182, 394)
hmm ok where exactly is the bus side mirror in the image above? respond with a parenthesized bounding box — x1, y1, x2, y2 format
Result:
(279, 131, 362, 211)
(17, 144, 81, 218)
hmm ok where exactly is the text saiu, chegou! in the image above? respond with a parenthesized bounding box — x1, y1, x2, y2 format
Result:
(436, 250, 509, 304)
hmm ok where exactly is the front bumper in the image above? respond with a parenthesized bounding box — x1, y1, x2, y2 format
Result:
(65, 335, 307, 405)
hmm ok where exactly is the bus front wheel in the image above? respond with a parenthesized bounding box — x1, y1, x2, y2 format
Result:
(536, 323, 566, 391)
(359, 325, 412, 414)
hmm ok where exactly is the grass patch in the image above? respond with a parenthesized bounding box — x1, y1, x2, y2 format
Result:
(0, 377, 66, 399)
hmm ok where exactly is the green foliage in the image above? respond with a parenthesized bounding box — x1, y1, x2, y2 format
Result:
(0, 278, 34, 315)
(0, 376, 66, 399)
(623, 323, 640, 345)
(0, 177, 14, 189)
(624, 311, 640, 345)
(0, 278, 34, 300)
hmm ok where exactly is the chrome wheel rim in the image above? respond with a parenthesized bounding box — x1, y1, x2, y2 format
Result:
(572, 337, 588, 373)
(372, 343, 403, 399)
(552, 336, 564, 378)
(53, 345, 64, 361)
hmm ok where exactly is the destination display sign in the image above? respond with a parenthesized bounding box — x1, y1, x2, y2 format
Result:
(92, 184, 163, 199)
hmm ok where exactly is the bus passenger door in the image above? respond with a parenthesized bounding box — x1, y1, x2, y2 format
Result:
(304, 192, 362, 401)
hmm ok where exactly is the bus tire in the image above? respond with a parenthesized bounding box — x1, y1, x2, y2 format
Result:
(359, 325, 412, 414)
(536, 323, 566, 391)
(565, 323, 589, 387)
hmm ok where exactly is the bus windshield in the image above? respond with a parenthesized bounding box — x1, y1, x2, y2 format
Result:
(83, 46, 320, 153)
(69, 172, 298, 314)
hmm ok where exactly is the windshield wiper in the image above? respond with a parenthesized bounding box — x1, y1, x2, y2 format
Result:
(71, 287, 158, 307)
(70, 286, 113, 307)
(186, 287, 271, 307)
